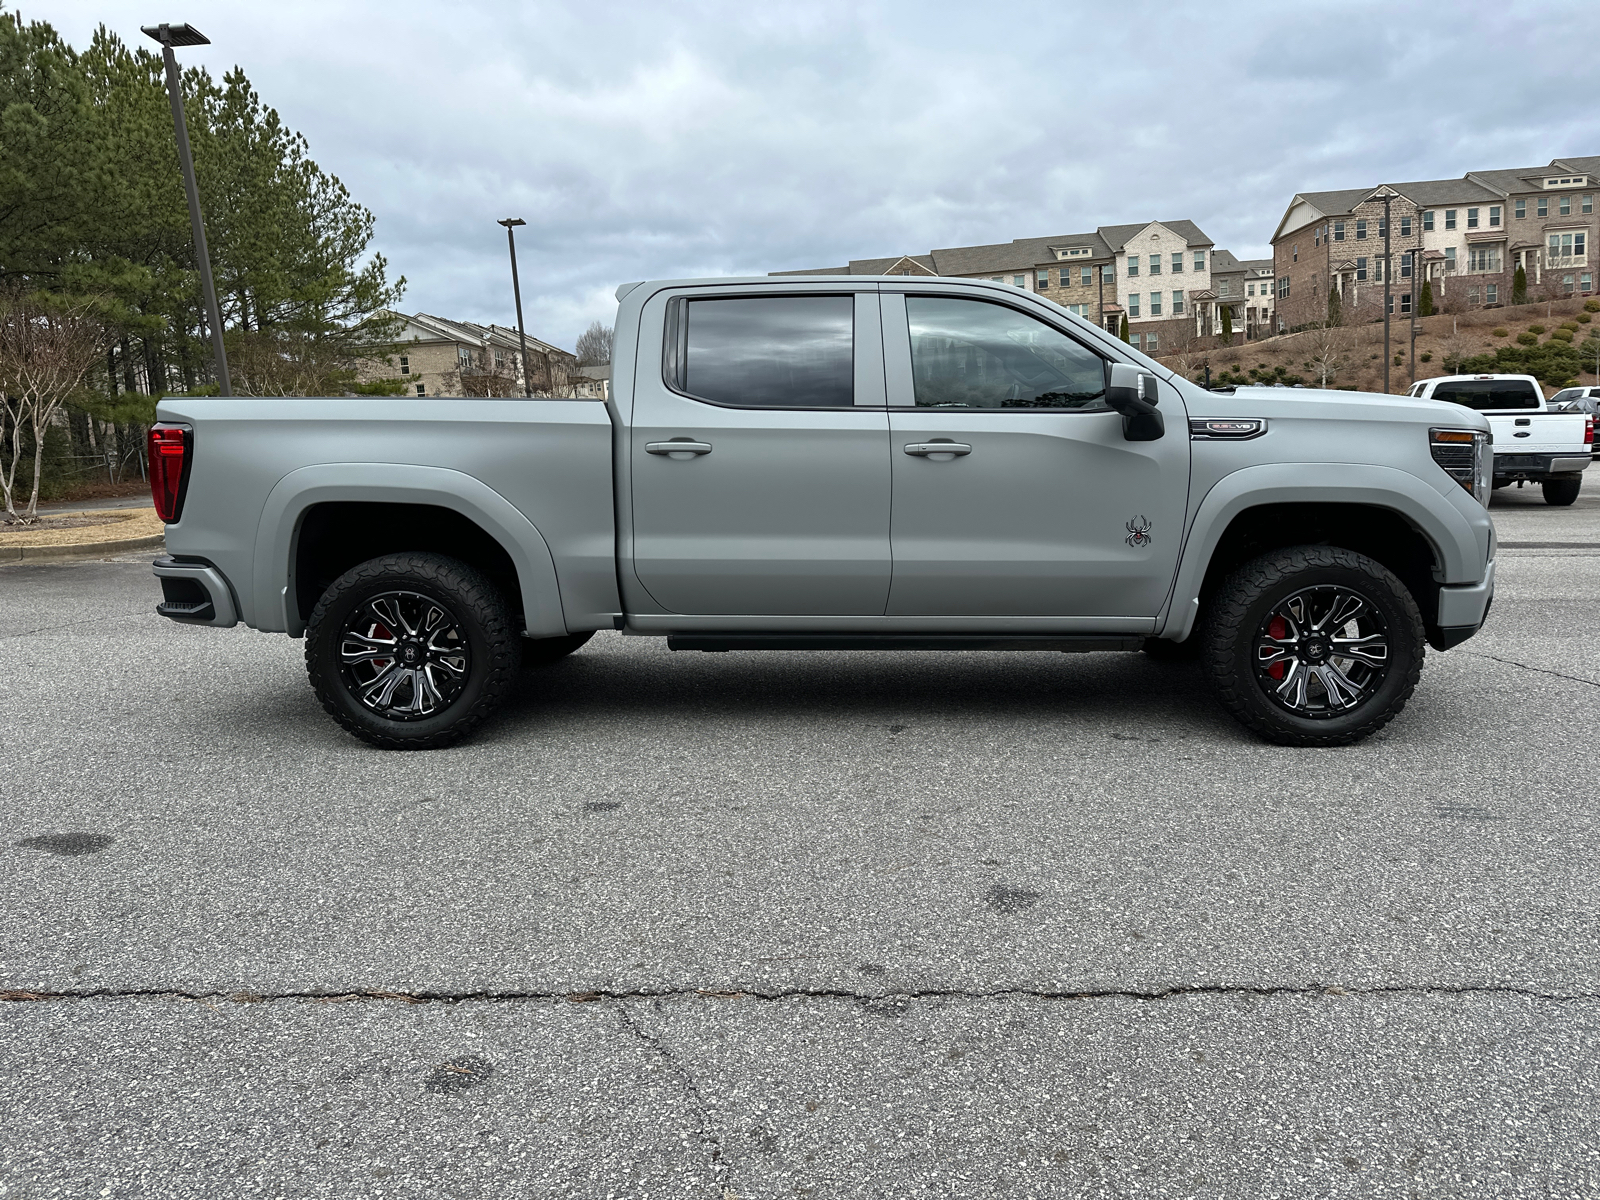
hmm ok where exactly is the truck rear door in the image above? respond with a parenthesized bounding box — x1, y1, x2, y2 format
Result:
(627, 286, 891, 616)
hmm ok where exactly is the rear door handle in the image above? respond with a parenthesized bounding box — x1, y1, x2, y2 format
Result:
(903, 442, 972, 457)
(646, 441, 713, 456)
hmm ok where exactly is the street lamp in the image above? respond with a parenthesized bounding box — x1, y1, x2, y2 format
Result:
(140, 22, 231, 396)
(498, 218, 533, 397)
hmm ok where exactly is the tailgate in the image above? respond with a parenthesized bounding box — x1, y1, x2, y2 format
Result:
(1487, 412, 1588, 454)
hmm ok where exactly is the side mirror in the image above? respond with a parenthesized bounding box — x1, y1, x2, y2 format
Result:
(1105, 362, 1165, 441)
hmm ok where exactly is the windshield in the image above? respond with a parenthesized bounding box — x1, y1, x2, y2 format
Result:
(1429, 379, 1542, 411)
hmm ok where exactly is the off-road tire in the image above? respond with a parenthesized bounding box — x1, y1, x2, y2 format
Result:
(1142, 635, 1201, 662)
(521, 630, 594, 668)
(305, 552, 518, 750)
(1203, 545, 1425, 747)
(1542, 476, 1582, 506)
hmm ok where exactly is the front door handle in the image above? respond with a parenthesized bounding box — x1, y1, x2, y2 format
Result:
(646, 440, 713, 457)
(903, 442, 972, 457)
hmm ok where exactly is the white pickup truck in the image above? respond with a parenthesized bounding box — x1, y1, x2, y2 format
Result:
(1406, 374, 1594, 505)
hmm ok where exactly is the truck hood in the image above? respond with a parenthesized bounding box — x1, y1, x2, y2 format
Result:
(1185, 386, 1492, 433)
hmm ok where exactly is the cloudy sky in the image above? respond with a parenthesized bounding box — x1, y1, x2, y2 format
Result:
(33, 0, 1600, 351)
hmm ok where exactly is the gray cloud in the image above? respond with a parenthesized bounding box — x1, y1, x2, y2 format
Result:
(35, 0, 1600, 350)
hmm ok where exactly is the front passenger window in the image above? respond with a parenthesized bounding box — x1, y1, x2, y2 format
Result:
(905, 296, 1107, 409)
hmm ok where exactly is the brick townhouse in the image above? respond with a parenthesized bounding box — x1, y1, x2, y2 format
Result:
(358, 311, 592, 398)
(776, 219, 1236, 355)
(1271, 155, 1599, 329)
(1208, 251, 1276, 341)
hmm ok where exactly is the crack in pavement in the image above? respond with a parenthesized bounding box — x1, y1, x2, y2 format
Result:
(0, 610, 152, 641)
(1460, 649, 1600, 690)
(614, 1002, 735, 1200)
(3, 983, 1595, 1005)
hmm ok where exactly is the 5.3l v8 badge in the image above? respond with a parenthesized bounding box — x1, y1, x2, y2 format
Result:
(1125, 515, 1153, 548)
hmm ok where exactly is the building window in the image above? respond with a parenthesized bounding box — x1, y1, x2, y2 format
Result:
(1037, 271, 1049, 289)
(1563, 274, 1575, 295)
(1129, 294, 1140, 316)
(1169, 253, 1182, 273)
(1560, 196, 1572, 217)
(1150, 291, 1162, 316)
(1013, 275, 1025, 288)
(1466, 208, 1479, 229)
(1582, 272, 1593, 292)
(1422, 211, 1434, 231)
(1130, 333, 1142, 349)
(399, 355, 410, 375)
(1172, 290, 1184, 315)
(1538, 198, 1548, 217)
(1444, 246, 1457, 271)
(1218, 279, 1230, 296)
(1355, 256, 1368, 281)
(1515, 199, 1526, 219)
(1468, 287, 1479, 306)
(458, 345, 472, 363)
(415, 383, 426, 396)
(1247, 282, 1255, 296)
(1356, 219, 1367, 240)
(1547, 231, 1587, 263)
(1467, 246, 1501, 273)
(1102, 265, 1114, 283)
(1489, 206, 1501, 227)
(1127, 258, 1139, 277)
(1145, 333, 1158, 352)
(1585, 195, 1594, 214)
(1278, 275, 1289, 298)
(1486, 284, 1497, 305)
(1401, 292, 1413, 314)
(1445, 210, 1457, 230)
(1079, 267, 1090, 287)
(1333, 220, 1345, 241)
(1149, 255, 1161, 275)
(1378, 216, 1387, 238)
(1292, 244, 1298, 263)
(1400, 215, 1412, 237)
(1194, 251, 1206, 271)
(1401, 252, 1413, 278)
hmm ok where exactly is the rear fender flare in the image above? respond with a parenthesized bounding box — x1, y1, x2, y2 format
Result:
(254, 463, 565, 638)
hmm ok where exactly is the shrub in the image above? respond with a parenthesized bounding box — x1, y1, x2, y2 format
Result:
(1513, 266, 1528, 305)
(1517, 332, 1539, 346)
(1420, 282, 1434, 317)
(1551, 328, 1574, 342)
(1393, 353, 1403, 366)
(1529, 324, 1546, 334)
(1420, 352, 1432, 362)
(1492, 327, 1509, 337)
(1586, 299, 1600, 312)
(1579, 313, 1593, 324)
(1561, 321, 1580, 332)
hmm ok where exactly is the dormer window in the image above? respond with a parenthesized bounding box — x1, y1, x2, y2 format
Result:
(1545, 176, 1586, 188)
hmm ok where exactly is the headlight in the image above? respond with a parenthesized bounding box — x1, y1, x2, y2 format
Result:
(1430, 428, 1492, 505)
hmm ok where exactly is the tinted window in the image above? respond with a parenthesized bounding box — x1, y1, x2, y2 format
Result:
(905, 296, 1107, 409)
(681, 296, 853, 407)
(1429, 380, 1542, 411)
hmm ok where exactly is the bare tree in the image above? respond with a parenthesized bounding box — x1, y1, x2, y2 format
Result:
(1439, 320, 1475, 375)
(444, 346, 522, 397)
(575, 321, 613, 366)
(0, 290, 109, 523)
(1301, 323, 1351, 388)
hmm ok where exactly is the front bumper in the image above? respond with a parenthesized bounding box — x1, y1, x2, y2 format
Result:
(152, 556, 239, 627)
(1431, 558, 1495, 650)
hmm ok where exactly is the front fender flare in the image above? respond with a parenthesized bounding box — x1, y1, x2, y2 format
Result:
(1156, 463, 1485, 642)
(254, 463, 566, 638)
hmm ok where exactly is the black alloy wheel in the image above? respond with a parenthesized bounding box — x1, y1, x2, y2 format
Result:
(305, 552, 518, 750)
(1204, 545, 1425, 747)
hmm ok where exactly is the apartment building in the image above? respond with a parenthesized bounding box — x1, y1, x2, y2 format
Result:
(360, 312, 588, 398)
(776, 219, 1219, 355)
(1208, 252, 1276, 342)
(1271, 156, 1599, 328)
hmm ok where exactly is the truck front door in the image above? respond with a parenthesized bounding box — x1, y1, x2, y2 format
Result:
(628, 288, 891, 616)
(880, 291, 1190, 619)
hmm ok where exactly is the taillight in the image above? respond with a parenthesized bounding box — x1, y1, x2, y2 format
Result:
(1586, 416, 1595, 446)
(147, 424, 191, 523)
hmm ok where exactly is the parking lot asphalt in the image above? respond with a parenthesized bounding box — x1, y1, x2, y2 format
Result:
(2, 486, 1598, 1199)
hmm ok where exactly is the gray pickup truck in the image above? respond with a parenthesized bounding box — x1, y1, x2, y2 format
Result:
(147, 275, 1496, 749)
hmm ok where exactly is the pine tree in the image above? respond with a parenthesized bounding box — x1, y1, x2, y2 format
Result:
(1419, 282, 1434, 318)
(1513, 266, 1527, 305)
(1220, 304, 1233, 345)
(1119, 315, 1130, 343)
(1327, 286, 1342, 327)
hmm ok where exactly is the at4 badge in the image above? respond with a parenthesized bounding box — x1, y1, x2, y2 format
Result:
(1125, 515, 1153, 547)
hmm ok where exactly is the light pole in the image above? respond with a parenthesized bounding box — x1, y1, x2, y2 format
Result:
(498, 218, 532, 397)
(140, 22, 231, 396)
(1381, 191, 1393, 394)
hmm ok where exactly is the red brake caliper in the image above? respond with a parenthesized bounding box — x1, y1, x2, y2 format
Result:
(1265, 616, 1289, 679)
(371, 623, 393, 673)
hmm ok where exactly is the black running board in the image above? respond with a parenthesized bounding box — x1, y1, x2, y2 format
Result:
(666, 633, 1144, 653)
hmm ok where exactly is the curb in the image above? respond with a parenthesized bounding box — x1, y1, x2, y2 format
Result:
(0, 534, 166, 564)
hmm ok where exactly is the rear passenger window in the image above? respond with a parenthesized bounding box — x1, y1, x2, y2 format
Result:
(1429, 380, 1542, 410)
(904, 296, 1107, 409)
(674, 295, 854, 407)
